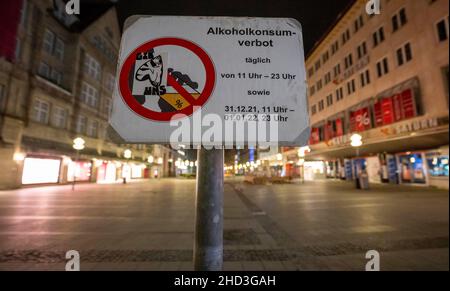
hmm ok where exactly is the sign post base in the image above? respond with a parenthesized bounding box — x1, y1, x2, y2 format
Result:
(194, 147, 224, 271)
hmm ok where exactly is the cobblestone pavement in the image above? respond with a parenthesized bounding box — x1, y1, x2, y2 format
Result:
(0, 178, 447, 271)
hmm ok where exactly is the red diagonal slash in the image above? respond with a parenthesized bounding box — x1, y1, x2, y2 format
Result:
(166, 74, 199, 106)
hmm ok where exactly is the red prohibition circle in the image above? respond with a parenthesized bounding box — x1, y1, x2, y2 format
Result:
(119, 37, 216, 121)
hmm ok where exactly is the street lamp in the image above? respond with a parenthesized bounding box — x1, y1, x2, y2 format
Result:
(72, 137, 85, 191)
(147, 155, 154, 163)
(124, 149, 132, 159)
(350, 133, 363, 189)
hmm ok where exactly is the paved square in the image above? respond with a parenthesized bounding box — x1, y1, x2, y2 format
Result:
(0, 178, 447, 271)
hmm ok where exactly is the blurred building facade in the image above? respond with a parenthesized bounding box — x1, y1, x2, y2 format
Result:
(0, 0, 176, 189)
(284, 0, 449, 188)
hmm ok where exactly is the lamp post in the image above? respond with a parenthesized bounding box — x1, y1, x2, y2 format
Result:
(350, 134, 363, 189)
(123, 149, 132, 184)
(72, 137, 85, 191)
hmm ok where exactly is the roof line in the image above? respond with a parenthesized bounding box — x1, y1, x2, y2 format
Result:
(306, 0, 358, 60)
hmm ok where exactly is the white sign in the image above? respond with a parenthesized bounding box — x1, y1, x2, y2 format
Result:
(110, 16, 309, 147)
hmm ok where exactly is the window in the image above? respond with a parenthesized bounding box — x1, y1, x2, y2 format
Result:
(42, 29, 54, 54)
(426, 154, 449, 177)
(315, 60, 321, 71)
(354, 15, 364, 33)
(42, 29, 65, 60)
(318, 100, 325, 111)
(32, 99, 50, 124)
(376, 57, 389, 77)
(331, 41, 339, 55)
(38, 62, 50, 78)
(308, 67, 314, 78)
(346, 79, 356, 95)
(310, 85, 316, 96)
(52, 106, 67, 128)
(373, 27, 385, 47)
(19, 0, 28, 27)
(357, 42, 367, 59)
(336, 87, 344, 101)
(84, 54, 101, 80)
(399, 8, 407, 26)
(311, 105, 317, 115)
(342, 29, 350, 45)
(324, 72, 331, 85)
(51, 69, 63, 85)
(87, 120, 99, 138)
(344, 54, 353, 70)
(397, 43, 413, 66)
(103, 98, 112, 116)
(436, 18, 449, 42)
(360, 69, 371, 87)
(333, 63, 341, 78)
(316, 79, 323, 91)
(105, 74, 115, 91)
(322, 51, 329, 64)
(326, 94, 333, 107)
(76, 115, 87, 134)
(54, 38, 64, 61)
(80, 82, 99, 108)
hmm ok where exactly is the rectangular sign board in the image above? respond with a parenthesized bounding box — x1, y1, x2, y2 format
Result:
(110, 16, 309, 147)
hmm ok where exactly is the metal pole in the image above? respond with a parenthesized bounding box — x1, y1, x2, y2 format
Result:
(302, 165, 305, 184)
(72, 150, 79, 191)
(194, 147, 224, 271)
(355, 147, 360, 189)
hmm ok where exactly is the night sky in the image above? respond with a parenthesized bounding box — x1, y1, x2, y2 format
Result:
(115, 0, 355, 54)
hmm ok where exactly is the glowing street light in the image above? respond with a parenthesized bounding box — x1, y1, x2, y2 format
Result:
(350, 133, 363, 148)
(298, 146, 310, 158)
(147, 155, 154, 163)
(73, 137, 85, 151)
(13, 152, 25, 162)
(124, 149, 132, 159)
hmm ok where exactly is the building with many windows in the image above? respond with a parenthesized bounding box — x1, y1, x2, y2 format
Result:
(281, 0, 449, 188)
(0, 0, 177, 189)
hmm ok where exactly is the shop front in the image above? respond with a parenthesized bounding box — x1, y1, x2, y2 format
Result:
(131, 164, 145, 179)
(366, 156, 382, 184)
(96, 161, 118, 184)
(398, 152, 427, 185)
(425, 147, 449, 189)
(303, 161, 326, 181)
(67, 160, 92, 182)
(21, 156, 61, 185)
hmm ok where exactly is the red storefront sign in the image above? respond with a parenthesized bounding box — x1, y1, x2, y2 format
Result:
(374, 88, 416, 127)
(309, 127, 321, 144)
(393, 93, 403, 121)
(335, 118, 344, 137)
(350, 107, 371, 132)
(381, 98, 395, 125)
(401, 89, 416, 118)
(324, 121, 334, 141)
(374, 101, 383, 127)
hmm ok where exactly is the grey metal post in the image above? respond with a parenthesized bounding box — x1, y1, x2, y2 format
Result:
(194, 147, 224, 271)
(72, 150, 79, 191)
